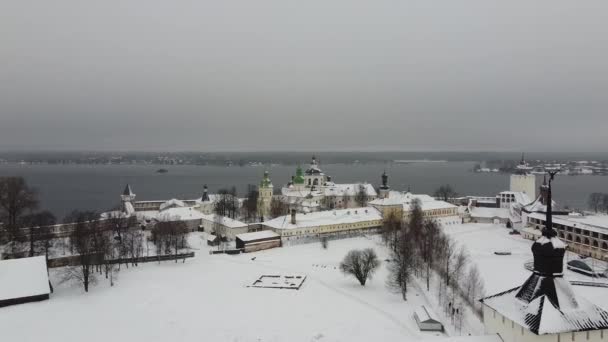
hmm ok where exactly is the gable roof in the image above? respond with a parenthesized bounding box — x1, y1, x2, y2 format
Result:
(481, 279, 608, 335)
(0, 256, 50, 302)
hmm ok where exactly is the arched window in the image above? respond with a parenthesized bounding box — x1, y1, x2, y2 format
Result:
(602, 242, 608, 250)
(567, 234, 572, 241)
(584, 238, 590, 245)
(575, 236, 581, 243)
(558, 232, 565, 238)
(593, 240, 599, 248)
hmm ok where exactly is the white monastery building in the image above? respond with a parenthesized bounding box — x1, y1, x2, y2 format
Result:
(262, 207, 383, 241)
(280, 156, 377, 212)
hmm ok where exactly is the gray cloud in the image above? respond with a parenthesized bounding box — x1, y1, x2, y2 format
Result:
(1, 0, 607, 151)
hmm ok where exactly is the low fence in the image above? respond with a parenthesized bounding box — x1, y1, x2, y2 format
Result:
(570, 281, 608, 288)
(48, 252, 195, 268)
(209, 249, 242, 255)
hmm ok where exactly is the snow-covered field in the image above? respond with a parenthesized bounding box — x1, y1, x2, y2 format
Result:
(0, 234, 449, 342)
(2, 223, 606, 342)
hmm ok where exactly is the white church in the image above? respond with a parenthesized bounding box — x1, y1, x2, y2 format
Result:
(279, 156, 377, 213)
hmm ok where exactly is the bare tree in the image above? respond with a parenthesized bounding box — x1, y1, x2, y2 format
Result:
(434, 184, 458, 202)
(214, 188, 239, 219)
(421, 219, 440, 291)
(64, 211, 100, 292)
(450, 246, 469, 305)
(354, 183, 368, 207)
(269, 197, 289, 219)
(22, 210, 56, 257)
(588, 193, 604, 212)
(381, 211, 402, 253)
(320, 236, 329, 249)
(340, 248, 380, 286)
(242, 184, 259, 222)
(387, 229, 416, 300)
(463, 265, 485, 316)
(0, 177, 39, 242)
(152, 220, 189, 260)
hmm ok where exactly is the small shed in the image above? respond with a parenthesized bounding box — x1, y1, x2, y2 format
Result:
(0, 256, 51, 308)
(235, 230, 281, 253)
(414, 305, 443, 332)
(206, 234, 219, 246)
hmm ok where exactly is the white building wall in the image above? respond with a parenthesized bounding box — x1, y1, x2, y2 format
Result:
(483, 305, 607, 342)
(510, 174, 536, 199)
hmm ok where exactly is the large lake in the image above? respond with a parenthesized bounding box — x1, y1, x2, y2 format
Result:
(1, 162, 606, 220)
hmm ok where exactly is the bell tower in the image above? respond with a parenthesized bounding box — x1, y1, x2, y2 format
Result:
(121, 184, 136, 203)
(257, 170, 273, 220)
(379, 171, 390, 198)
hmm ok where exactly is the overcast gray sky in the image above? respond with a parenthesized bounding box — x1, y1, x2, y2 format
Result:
(1, 0, 606, 152)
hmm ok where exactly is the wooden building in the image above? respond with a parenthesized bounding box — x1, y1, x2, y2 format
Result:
(235, 230, 281, 253)
(413, 305, 443, 332)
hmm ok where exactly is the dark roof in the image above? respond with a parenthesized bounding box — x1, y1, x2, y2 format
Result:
(122, 184, 134, 196)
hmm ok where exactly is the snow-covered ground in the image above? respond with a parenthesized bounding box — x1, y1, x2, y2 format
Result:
(3, 223, 606, 341)
(443, 223, 608, 311)
(0, 234, 450, 342)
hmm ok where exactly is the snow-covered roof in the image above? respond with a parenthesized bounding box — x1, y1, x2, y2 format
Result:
(281, 183, 377, 199)
(323, 183, 377, 197)
(264, 207, 382, 230)
(201, 214, 248, 229)
(414, 305, 441, 323)
(528, 212, 608, 234)
(481, 279, 608, 335)
(159, 199, 186, 211)
(236, 230, 280, 242)
(0, 256, 50, 302)
(158, 207, 206, 222)
(419, 336, 502, 342)
(369, 191, 456, 211)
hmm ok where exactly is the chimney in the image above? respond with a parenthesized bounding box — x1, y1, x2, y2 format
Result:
(290, 209, 296, 224)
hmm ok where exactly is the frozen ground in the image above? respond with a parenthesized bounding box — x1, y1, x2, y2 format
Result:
(444, 223, 608, 311)
(0, 234, 450, 342)
(3, 223, 605, 341)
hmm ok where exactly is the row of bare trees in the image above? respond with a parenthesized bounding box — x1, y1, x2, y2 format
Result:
(62, 212, 190, 292)
(151, 220, 189, 261)
(61, 212, 146, 291)
(0, 177, 66, 265)
(382, 200, 485, 317)
(588, 193, 608, 213)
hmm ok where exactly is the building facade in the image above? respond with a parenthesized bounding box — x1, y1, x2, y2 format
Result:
(263, 207, 383, 241)
(257, 171, 273, 220)
(280, 156, 377, 212)
(523, 213, 608, 261)
(369, 191, 460, 225)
